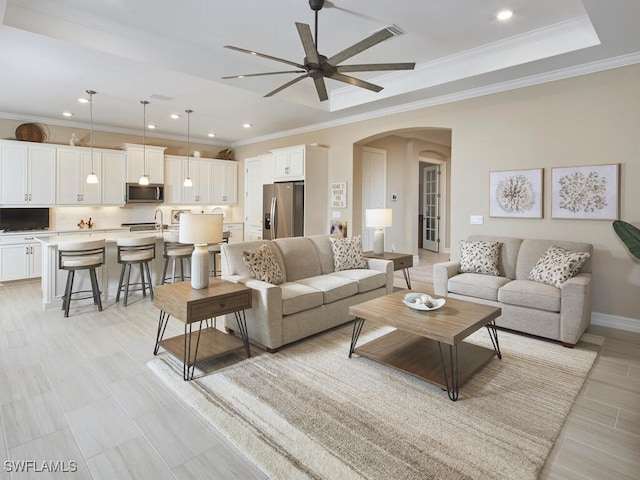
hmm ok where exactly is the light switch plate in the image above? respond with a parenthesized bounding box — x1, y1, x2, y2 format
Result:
(470, 215, 484, 224)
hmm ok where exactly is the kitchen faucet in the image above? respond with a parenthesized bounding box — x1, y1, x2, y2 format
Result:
(153, 209, 163, 234)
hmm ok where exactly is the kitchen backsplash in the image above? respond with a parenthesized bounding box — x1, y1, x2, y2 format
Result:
(51, 204, 239, 231)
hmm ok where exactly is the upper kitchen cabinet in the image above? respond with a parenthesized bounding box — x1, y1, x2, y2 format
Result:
(212, 160, 238, 204)
(56, 147, 101, 205)
(121, 143, 166, 184)
(164, 156, 183, 204)
(0, 140, 56, 205)
(56, 147, 126, 205)
(101, 150, 126, 205)
(272, 145, 304, 181)
(165, 155, 213, 205)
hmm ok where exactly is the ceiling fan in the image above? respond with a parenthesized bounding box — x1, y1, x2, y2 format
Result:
(222, 0, 415, 102)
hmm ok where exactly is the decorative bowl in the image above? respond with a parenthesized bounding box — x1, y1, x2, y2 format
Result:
(402, 293, 446, 311)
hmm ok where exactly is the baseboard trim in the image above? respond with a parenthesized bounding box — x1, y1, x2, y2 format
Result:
(591, 312, 640, 333)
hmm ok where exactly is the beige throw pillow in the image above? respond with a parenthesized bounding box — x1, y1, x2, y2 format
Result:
(330, 235, 367, 271)
(459, 240, 501, 276)
(242, 244, 285, 285)
(528, 246, 590, 288)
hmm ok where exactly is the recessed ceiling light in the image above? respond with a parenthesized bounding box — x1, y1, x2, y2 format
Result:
(170, 113, 180, 119)
(242, 123, 252, 128)
(62, 112, 73, 117)
(147, 124, 157, 130)
(208, 132, 216, 137)
(497, 10, 513, 21)
(78, 98, 89, 104)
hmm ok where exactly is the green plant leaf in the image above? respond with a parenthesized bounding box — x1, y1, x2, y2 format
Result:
(613, 220, 640, 261)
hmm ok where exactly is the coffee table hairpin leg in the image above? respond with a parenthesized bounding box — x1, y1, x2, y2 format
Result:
(486, 319, 502, 359)
(349, 317, 366, 358)
(437, 343, 460, 401)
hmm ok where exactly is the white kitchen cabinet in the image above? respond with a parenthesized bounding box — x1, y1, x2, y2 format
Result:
(245, 156, 264, 239)
(261, 154, 275, 185)
(164, 156, 184, 204)
(0, 235, 43, 281)
(101, 150, 126, 205)
(224, 222, 244, 244)
(273, 145, 305, 181)
(184, 158, 213, 204)
(56, 147, 101, 204)
(0, 140, 56, 205)
(121, 143, 166, 184)
(212, 160, 238, 204)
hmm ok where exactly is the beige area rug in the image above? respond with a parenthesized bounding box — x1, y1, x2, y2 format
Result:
(148, 324, 600, 480)
(395, 263, 434, 284)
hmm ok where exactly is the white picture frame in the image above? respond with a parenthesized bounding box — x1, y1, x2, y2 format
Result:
(489, 168, 543, 218)
(331, 182, 347, 208)
(551, 164, 619, 220)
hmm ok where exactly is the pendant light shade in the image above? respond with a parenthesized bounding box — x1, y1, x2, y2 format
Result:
(183, 109, 193, 187)
(85, 90, 98, 184)
(138, 100, 150, 185)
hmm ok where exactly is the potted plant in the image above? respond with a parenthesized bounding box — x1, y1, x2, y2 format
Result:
(613, 220, 640, 261)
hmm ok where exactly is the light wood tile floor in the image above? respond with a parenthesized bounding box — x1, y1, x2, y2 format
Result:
(1, 276, 638, 479)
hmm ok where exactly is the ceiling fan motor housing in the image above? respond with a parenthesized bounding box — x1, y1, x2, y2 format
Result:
(309, 0, 324, 11)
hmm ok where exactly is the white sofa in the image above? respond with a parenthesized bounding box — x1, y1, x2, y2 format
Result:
(433, 235, 593, 347)
(220, 235, 393, 352)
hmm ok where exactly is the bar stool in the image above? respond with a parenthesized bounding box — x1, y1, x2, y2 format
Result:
(208, 230, 230, 277)
(161, 232, 194, 284)
(116, 236, 156, 306)
(58, 238, 105, 317)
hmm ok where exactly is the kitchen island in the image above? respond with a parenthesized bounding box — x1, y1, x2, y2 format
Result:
(36, 230, 172, 309)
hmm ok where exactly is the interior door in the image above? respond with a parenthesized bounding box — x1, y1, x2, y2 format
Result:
(422, 164, 440, 252)
(361, 147, 386, 251)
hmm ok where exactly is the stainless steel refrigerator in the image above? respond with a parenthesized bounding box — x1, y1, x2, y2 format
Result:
(263, 182, 304, 239)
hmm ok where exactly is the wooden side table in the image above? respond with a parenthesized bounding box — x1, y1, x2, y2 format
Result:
(363, 251, 413, 289)
(153, 278, 252, 380)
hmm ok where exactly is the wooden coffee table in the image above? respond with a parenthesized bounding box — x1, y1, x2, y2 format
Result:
(348, 290, 502, 401)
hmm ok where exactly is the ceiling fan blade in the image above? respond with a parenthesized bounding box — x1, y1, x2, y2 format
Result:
(224, 45, 305, 69)
(264, 74, 310, 98)
(313, 76, 328, 102)
(336, 62, 415, 73)
(222, 70, 306, 80)
(295, 22, 320, 65)
(329, 72, 383, 92)
(326, 27, 395, 66)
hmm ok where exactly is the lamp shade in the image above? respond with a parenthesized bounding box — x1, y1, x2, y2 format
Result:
(179, 213, 223, 245)
(365, 209, 392, 228)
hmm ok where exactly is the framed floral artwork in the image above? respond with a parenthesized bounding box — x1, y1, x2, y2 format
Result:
(551, 164, 619, 220)
(489, 168, 543, 218)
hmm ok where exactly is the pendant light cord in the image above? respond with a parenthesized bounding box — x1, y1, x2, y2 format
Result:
(141, 100, 149, 176)
(87, 90, 96, 172)
(186, 109, 193, 178)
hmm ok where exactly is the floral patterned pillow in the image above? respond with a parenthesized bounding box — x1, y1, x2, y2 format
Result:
(330, 235, 367, 271)
(458, 240, 501, 276)
(528, 246, 590, 288)
(242, 244, 285, 285)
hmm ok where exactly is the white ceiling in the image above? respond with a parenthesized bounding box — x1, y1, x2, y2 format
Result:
(0, 0, 638, 147)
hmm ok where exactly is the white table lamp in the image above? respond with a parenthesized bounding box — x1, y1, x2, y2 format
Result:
(179, 213, 223, 289)
(366, 209, 392, 255)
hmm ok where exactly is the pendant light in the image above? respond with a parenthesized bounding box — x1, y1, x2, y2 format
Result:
(85, 90, 98, 184)
(138, 100, 150, 186)
(183, 109, 193, 187)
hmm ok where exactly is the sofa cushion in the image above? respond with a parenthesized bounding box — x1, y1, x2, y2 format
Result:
(515, 239, 593, 279)
(330, 235, 367, 271)
(528, 246, 591, 288)
(498, 279, 561, 313)
(242, 244, 285, 285)
(273, 237, 322, 282)
(307, 235, 337, 274)
(469, 235, 523, 279)
(297, 274, 359, 304)
(448, 272, 512, 301)
(459, 240, 501, 276)
(329, 269, 387, 293)
(280, 282, 324, 315)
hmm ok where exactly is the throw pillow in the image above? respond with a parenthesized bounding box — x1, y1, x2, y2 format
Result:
(330, 235, 367, 271)
(458, 240, 501, 276)
(242, 244, 285, 285)
(528, 246, 590, 288)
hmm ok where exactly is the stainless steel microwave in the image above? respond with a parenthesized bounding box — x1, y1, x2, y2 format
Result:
(125, 183, 164, 203)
